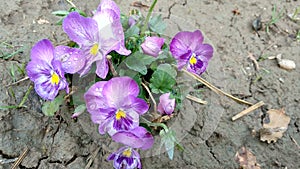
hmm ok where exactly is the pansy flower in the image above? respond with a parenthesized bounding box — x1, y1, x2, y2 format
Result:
(170, 30, 213, 75)
(108, 146, 141, 169)
(112, 126, 154, 150)
(84, 77, 149, 136)
(141, 36, 165, 57)
(26, 39, 69, 100)
(157, 93, 175, 115)
(63, 0, 131, 78)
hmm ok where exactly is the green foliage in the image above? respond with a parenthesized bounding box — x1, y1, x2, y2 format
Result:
(52, 7, 87, 25)
(149, 68, 176, 94)
(266, 5, 284, 33)
(42, 95, 64, 116)
(124, 52, 157, 75)
(149, 14, 167, 35)
(160, 129, 183, 160)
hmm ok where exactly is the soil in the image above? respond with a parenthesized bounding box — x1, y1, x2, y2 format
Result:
(1, 0, 300, 169)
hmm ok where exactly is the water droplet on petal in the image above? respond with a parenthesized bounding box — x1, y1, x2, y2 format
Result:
(74, 58, 78, 61)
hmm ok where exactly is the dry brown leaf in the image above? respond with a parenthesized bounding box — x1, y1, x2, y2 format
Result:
(235, 147, 261, 169)
(260, 108, 290, 143)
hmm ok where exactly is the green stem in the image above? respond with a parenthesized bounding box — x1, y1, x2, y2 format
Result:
(141, 117, 168, 131)
(18, 85, 33, 108)
(141, 0, 158, 36)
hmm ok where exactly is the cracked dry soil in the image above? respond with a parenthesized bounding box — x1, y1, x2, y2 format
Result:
(1, 0, 300, 168)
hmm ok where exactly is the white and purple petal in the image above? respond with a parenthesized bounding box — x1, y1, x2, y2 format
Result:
(63, 12, 99, 46)
(107, 146, 141, 169)
(157, 93, 175, 115)
(102, 77, 140, 108)
(30, 39, 55, 64)
(141, 36, 165, 57)
(112, 127, 154, 150)
(54, 46, 85, 74)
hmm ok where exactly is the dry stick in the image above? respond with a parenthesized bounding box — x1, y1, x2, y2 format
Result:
(290, 136, 300, 149)
(186, 94, 207, 105)
(107, 55, 118, 77)
(182, 69, 253, 106)
(65, 0, 76, 8)
(5, 76, 29, 87)
(141, 82, 157, 114)
(85, 147, 101, 169)
(11, 147, 29, 169)
(232, 101, 264, 121)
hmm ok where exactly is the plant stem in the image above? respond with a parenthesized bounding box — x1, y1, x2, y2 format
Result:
(141, 0, 158, 36)
(141, 82, 157, 114)
(18, 85, 33, 108)
(141, 117, 168, 131)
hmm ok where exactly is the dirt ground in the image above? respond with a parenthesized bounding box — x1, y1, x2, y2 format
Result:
(1, 0, 300, 168)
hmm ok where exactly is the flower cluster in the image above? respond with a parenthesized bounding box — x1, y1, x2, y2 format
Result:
(26, 0, 214, 168)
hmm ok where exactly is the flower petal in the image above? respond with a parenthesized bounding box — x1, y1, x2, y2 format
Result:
(97, 0, 120, 18)
(170, 30, 203, 58)
(194, 44, 214, 61)
(26, 59, 52, 82)
(54, 46, 86, 74)
(95, 57, 109, 79)
(93, 9, 131, 56)
(125, 97, 149, 115)
(157, 93, 175, 115)
(112, 127, 154, 150)
(30, 39, 54, 64)
(141, 36, 165, 57)
(102, 77, 140, 108)
(84, 81, 107, 113)
(63, 12, 99, 46)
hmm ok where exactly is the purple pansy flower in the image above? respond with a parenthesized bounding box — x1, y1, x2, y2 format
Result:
(170, 30, 213, 75)
(26, 39, 69, 100)
(141, 36, 165, 57)
(108, 146, 141, 169)
(84, 77, 149, 136)
(112, 126, 154, 150)
(157, 93, 175, 115)
(63, 0, 131, 78)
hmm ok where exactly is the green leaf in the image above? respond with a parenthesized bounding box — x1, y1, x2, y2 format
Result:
(149, 15, 167, 34)
(157, 64, 177, 79)
(52, 10, 70, 16)
(149, 70, 176, 94)
(124, 52, 156, 75)
(74, 104, 86, 114)
(160, 129, 177, 160)
(42, 95, 64, 116)
(125, 25, 140, 38)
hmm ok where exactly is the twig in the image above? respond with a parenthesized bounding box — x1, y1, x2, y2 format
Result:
(65, 0, 76, 8)
(290, 136, 300, 149)
(5, 76, 29, 87)
(232, 101, 264, 121)
(248, 52, 259, 70)
(11, 147, 29, 169)
(141, 82, 157, 114)
(186, 94, 207, 105)
(182, 68, 253, 106)
(85, 147, 101, 169)
(107, 55, 118, 77)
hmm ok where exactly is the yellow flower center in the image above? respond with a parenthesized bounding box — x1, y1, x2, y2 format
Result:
(51, 72, 60, 85)
(122, 148, 132, 157)
(115, 110, 126, 120)
(189, 54, 197, 65)
(90, 44, 99, 56)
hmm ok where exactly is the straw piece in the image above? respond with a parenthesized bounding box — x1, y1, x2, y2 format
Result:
(11, 147, 29, 169)
(186, 94, 207, 105)
(232, 101, 264, 121)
